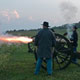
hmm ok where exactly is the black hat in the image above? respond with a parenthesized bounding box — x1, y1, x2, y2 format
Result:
(42, 21, 50, 27)
(73, 26, 77, 29)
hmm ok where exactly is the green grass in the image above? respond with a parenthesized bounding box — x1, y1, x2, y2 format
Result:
(0, 44, 80, 80)
(0, 28, 80, 80)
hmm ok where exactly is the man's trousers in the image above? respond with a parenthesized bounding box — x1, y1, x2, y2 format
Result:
(34, 58, 52, 75)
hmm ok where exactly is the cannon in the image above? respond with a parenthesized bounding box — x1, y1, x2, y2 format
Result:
(28, 31, 80, 70)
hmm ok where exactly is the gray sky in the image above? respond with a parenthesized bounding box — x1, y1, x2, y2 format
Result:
(0, 0, 80, 32)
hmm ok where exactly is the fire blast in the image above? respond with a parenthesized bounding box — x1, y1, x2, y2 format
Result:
(0, 36, 33, 44)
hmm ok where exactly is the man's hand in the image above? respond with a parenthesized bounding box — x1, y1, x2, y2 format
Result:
(69, 40, 73, 43)
(32, 37, 35, 42)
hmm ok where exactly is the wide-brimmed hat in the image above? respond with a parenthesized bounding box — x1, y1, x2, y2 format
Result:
(41, 21, 50, 27)
(73, 26, 77, 29)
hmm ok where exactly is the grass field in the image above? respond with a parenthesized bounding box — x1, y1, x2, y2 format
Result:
(0, 28, 80, 80)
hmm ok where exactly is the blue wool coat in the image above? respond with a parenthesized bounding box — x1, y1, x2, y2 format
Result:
(34, 28, 56, 58)
(71, 30, 78, 47)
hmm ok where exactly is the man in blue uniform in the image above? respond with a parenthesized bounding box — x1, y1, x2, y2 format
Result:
(70, 26, 78, 63)
(34, 21, 56, 75)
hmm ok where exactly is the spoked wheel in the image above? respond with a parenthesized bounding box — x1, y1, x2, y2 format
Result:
(28, 33, 73, 70)
(55, 34, 80, 67)
(53, 33, 72, 70)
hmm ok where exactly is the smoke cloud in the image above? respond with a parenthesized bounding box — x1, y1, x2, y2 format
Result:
(60, 1, 78, 23)
(0, 10, 20, 21)
(13, 10, 20, 19)
(66, 24, 73, 39)
(60, 1, 78, 39)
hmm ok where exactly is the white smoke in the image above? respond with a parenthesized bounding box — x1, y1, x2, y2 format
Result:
(0, 10, 20, 21)
(60, 1, 78, 23)
(66, 24, 73, 39)
(60, 1, 77, 39)
(13, 10, 20, 19)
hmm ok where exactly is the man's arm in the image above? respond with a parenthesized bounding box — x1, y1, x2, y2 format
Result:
(70, 32, 78, 42)
(51, 33, 56, 47)
(34, 30, 42, 46)
(34, 34, 39, 46)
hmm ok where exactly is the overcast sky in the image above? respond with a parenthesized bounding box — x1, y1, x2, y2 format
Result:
(0, 0, 80, 32)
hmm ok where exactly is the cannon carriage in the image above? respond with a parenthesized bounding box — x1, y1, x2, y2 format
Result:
(28, 31, 80, 70)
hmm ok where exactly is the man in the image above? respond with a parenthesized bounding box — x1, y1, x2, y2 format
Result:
(34, 21, 56, 75)
(70, 26, 78, 63)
